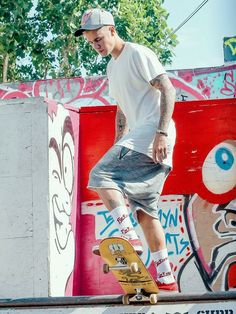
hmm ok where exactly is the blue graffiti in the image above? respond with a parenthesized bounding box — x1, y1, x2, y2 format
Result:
(97, 210, 114, 236)
(158, 207, 190, 256)
(166, 233, 189, 256)
(96, 206, 190, 266)
(158, 207, 178, 229)
(97, 210, 137, 237)
(215, 147, 234, 171)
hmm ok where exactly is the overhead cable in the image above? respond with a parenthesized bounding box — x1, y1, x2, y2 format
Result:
(165, 0, 209, 40)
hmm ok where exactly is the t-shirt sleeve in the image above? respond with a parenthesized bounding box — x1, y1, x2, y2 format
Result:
(133, 46, 166, 83)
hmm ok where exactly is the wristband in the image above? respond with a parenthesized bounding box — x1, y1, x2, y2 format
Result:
(156, 129, 168, 137)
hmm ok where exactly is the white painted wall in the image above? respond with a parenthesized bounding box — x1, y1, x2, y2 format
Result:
(0, 98, 49, 298)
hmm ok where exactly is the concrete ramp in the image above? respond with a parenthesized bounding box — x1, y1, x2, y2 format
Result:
(0, 292, 235, 313)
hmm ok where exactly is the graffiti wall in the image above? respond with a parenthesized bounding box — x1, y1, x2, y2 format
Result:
(48, 101, 80, 296)
(79, 99, 236, 296)
(171, 64, 236, 101)
(0, 63, 235, 297)
(0, 64, 235, 105)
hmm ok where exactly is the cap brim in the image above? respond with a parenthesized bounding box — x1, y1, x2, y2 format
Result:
(74, 29, 84, 37)
(74, 24, 109, 37)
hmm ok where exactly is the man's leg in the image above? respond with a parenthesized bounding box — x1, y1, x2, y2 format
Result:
(137, 210, 166, 251)
(93, 188, 143, 254)
(137, 210, 178, 290)
(96, 188, 125, 210)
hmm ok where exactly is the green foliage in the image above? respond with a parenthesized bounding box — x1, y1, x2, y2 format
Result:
(0, 0, 33, 81)
(0, 0, 178, 82)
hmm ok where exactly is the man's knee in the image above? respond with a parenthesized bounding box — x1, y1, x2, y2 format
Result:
(136, 209, 158, 224)
(136, 209, 145, 223)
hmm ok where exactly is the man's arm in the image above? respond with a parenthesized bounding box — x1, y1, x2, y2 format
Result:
(150, 73, 176, 163)
(114, 105, 129, 143)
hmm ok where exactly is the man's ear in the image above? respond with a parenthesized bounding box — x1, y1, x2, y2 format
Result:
(109, 25, 116, 35)
(83, 31, 89, 40)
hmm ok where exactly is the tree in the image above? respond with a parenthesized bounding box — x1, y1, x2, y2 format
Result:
(0, 0, 33, 82)
(0, 0, 178, 82)
(29, 0, 81, 79)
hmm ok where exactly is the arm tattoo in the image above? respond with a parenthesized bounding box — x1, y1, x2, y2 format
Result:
(150, 73, 176, 132)
(115, 106, 128, 142)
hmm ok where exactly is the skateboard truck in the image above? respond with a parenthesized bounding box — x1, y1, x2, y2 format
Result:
(103, 261, 139, 274)
(122, 288, 158, 304)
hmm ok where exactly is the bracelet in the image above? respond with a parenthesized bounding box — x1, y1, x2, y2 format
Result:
(156, 129, 168, 137)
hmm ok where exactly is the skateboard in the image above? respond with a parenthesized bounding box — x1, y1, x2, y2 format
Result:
(99, 237, 159, 304)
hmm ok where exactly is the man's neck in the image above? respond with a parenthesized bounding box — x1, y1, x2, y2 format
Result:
(111, 37, 126, 59)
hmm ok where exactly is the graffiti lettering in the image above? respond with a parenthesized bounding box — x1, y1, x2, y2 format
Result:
(181, 94, 189, 101)
(166, 233, 189, 256)
(224, 37, 236, 56)
(97, 210, 117, 236)
(158, 207, 190, 256)
(166, 309, 234, 314)
(197, 310, 233, 314)
(220, 71, 236, 97)
(166, 312, 233, 314)
(83, 77, 107, 93)
(158, 208, 178, 229)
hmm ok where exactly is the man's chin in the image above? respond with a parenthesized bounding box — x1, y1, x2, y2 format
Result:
(99, 51, 108, 57)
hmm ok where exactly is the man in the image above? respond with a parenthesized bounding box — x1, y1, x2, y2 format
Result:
(75, 8, 178, 292)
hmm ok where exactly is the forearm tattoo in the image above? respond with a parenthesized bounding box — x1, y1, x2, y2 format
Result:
(150, 74, 176, 132)
(115, 107, 128, 142)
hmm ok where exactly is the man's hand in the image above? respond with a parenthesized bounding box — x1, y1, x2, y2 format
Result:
(152, 133, 168, 163)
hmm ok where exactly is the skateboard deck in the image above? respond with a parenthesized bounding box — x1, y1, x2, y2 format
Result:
(99, 237, 159, 304)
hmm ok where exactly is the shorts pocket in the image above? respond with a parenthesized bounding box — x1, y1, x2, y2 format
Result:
(119, 146, 131, 160)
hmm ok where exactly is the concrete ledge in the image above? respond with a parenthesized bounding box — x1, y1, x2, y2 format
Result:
(0, 291, 235, 308)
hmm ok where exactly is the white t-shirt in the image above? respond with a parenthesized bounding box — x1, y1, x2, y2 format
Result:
(107, 42, 176, 167)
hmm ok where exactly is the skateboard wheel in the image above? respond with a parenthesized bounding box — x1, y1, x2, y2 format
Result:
(122, 295, 130, 305)
(150, 293, 158, 304)
(103, 263, 110, 274)
(130, 262, 139, 273)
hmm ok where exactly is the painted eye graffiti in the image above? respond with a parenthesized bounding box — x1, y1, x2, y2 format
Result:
(202, 141, 236, 194)
(215, 147, 234, 171)
(62, 142, 74, 195)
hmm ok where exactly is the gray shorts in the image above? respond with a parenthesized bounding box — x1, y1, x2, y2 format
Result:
(87, 145, 171, 219)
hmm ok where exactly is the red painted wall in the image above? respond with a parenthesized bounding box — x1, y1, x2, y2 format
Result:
(76, 98, 236, 295)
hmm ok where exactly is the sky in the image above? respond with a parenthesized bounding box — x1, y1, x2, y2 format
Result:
(163, 0, 236, 70)
(22, 0, 236, 75)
